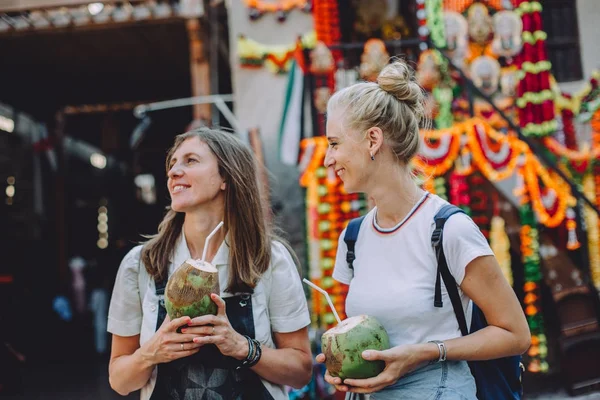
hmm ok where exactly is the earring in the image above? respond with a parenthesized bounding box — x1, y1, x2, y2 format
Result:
(370, 154, 375, 161)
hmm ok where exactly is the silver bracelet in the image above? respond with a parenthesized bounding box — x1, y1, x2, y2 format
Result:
(428, 340, 447, 363)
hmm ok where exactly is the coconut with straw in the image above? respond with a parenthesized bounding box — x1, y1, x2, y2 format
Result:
(303, 278, 390, 380)
(164, 222, 223, 319)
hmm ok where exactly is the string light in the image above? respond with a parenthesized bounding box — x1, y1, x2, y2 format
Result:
(5, 176, 15, 206)
(97, 200, 108, 249)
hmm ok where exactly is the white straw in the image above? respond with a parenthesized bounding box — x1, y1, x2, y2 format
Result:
(201, 221, 224, 262)
(302, 278, 342, 324)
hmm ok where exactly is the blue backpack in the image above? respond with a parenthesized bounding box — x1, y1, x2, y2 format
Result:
(344, 204, 524, 400)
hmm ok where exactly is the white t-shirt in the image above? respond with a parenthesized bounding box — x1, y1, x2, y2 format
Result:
(333, 192, 494, 348)
(108, 234, 310, 400)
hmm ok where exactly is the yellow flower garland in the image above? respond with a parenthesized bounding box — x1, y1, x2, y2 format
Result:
(584, 174, 600, 289)
(490, 215, 513, 286)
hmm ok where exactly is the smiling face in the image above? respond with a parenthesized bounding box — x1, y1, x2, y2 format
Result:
(167, 137, 226, 213)
(324, 112, 371, 193)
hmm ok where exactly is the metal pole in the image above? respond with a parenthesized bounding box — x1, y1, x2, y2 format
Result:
(54, 110, 68, 291)
(209, 3, 220, 127)
(133, 94, 234, 118)
(214, 98, 241, 134)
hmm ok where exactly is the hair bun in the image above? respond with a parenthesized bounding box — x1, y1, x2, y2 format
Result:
(377, 60, 425, 120)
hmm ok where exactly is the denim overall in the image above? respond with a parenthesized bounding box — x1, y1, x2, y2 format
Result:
(150, 278, 274, 400)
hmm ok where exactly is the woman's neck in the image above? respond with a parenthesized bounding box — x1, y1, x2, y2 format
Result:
(369, 167, 425, 229)
(183, 212, 226, 262)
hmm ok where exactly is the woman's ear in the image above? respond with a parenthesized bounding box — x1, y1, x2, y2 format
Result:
(220, 181, 227, 191)
(366, 127, 384, 157)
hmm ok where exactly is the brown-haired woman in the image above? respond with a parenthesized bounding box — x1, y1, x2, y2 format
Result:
(107, 128, 312, 399)
(316, 59, 530, 399)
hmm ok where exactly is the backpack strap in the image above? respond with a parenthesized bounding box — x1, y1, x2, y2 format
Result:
(344, 216, 366, 270)
(432, 204, 469, 336)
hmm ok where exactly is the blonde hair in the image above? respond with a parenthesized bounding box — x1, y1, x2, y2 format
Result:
(141, 128, 274, 294)
(327, 59, 427, 164)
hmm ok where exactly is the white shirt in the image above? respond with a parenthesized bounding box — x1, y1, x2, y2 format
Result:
(108, 234, 310, 400)
(333, 193, 494, 348)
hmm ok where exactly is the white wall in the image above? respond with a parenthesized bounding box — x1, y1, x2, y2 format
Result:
(227, 2, 314, 261)
(558, 0, 600, 93)
(228, 3, 313, 155)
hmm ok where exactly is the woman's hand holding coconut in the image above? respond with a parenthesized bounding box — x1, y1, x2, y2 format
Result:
(139, 315, 204, 364)
(317, 343, 437, 394)
(183, 293, 250, 360)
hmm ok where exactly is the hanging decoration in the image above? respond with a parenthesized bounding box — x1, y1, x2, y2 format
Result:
(313, 0, 341, 53)
(237, 31, 316, 74)
(434, 176, 449, 200)
(560, 104, 578, 150)
(469, 173, 491, 238)
(443, 0, 504, 13)
(552, 71, 600, 116)
(353, 0, 410, 41)
(433, 87, 455, 129)
(442, 11, 469, 69)
(467, 3, 493, 45)
(430, 2, 523, 129)
(312, 0, 342, 136)
(591, 108, 600, 290)
(490, 10, 523, 58)
(309, 41, 335, 75)
(417, 50, 443, 92)
(414, 118, 574, 229)
(449, 170, 471, 215)
(243, 0, 312, 22)
(416, 49, 455, 129)
(490, 214, 513, 286)
(565, 207, 581, 251)
(583, 174, 600, 290)
(299, 136, 369, 329)
(417, 0, 429, 50)
(519, 205, 549, 373)
(520, 154, 569, 228)
(359, 39, 390, 82)
(515, 0, 556, 137)
(426, 0, 446, 50)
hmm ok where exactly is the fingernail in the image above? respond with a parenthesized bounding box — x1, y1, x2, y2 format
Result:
(181, 329, 187, 333)
(363, 351, 371, 358)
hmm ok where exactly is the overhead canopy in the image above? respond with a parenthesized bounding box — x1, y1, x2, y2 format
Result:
(0, 17, 193, 120)
(1, 0, 120, 13)
(0, 0, 201, 14)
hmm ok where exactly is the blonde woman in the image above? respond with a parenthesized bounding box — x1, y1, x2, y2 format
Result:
(316, 59, 530, 399)
(108, 128, 312, 399)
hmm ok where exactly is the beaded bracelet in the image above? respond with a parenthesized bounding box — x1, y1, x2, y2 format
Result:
(236, 335, 262, 369)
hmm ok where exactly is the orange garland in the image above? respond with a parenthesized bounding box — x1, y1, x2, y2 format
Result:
(466, 123, 521, 182)
(244, 0, 309, 12)
(522, 154, 570, 228)
(543, 136, 595, 163)
(300, 118, 574, 230)
(443, 0, 503, 12)
(416, 118, 573, 228)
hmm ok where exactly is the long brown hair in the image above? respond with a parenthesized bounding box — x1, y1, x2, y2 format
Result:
(141, 128, 274, 294)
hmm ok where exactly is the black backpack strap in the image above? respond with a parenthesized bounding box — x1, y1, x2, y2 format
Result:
(344, 216, 366, 270)
(432, 204, 469, 337)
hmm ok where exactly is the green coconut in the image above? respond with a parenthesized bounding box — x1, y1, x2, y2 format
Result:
(322, 315, 390, 380)
(164, 259, 220, 319)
